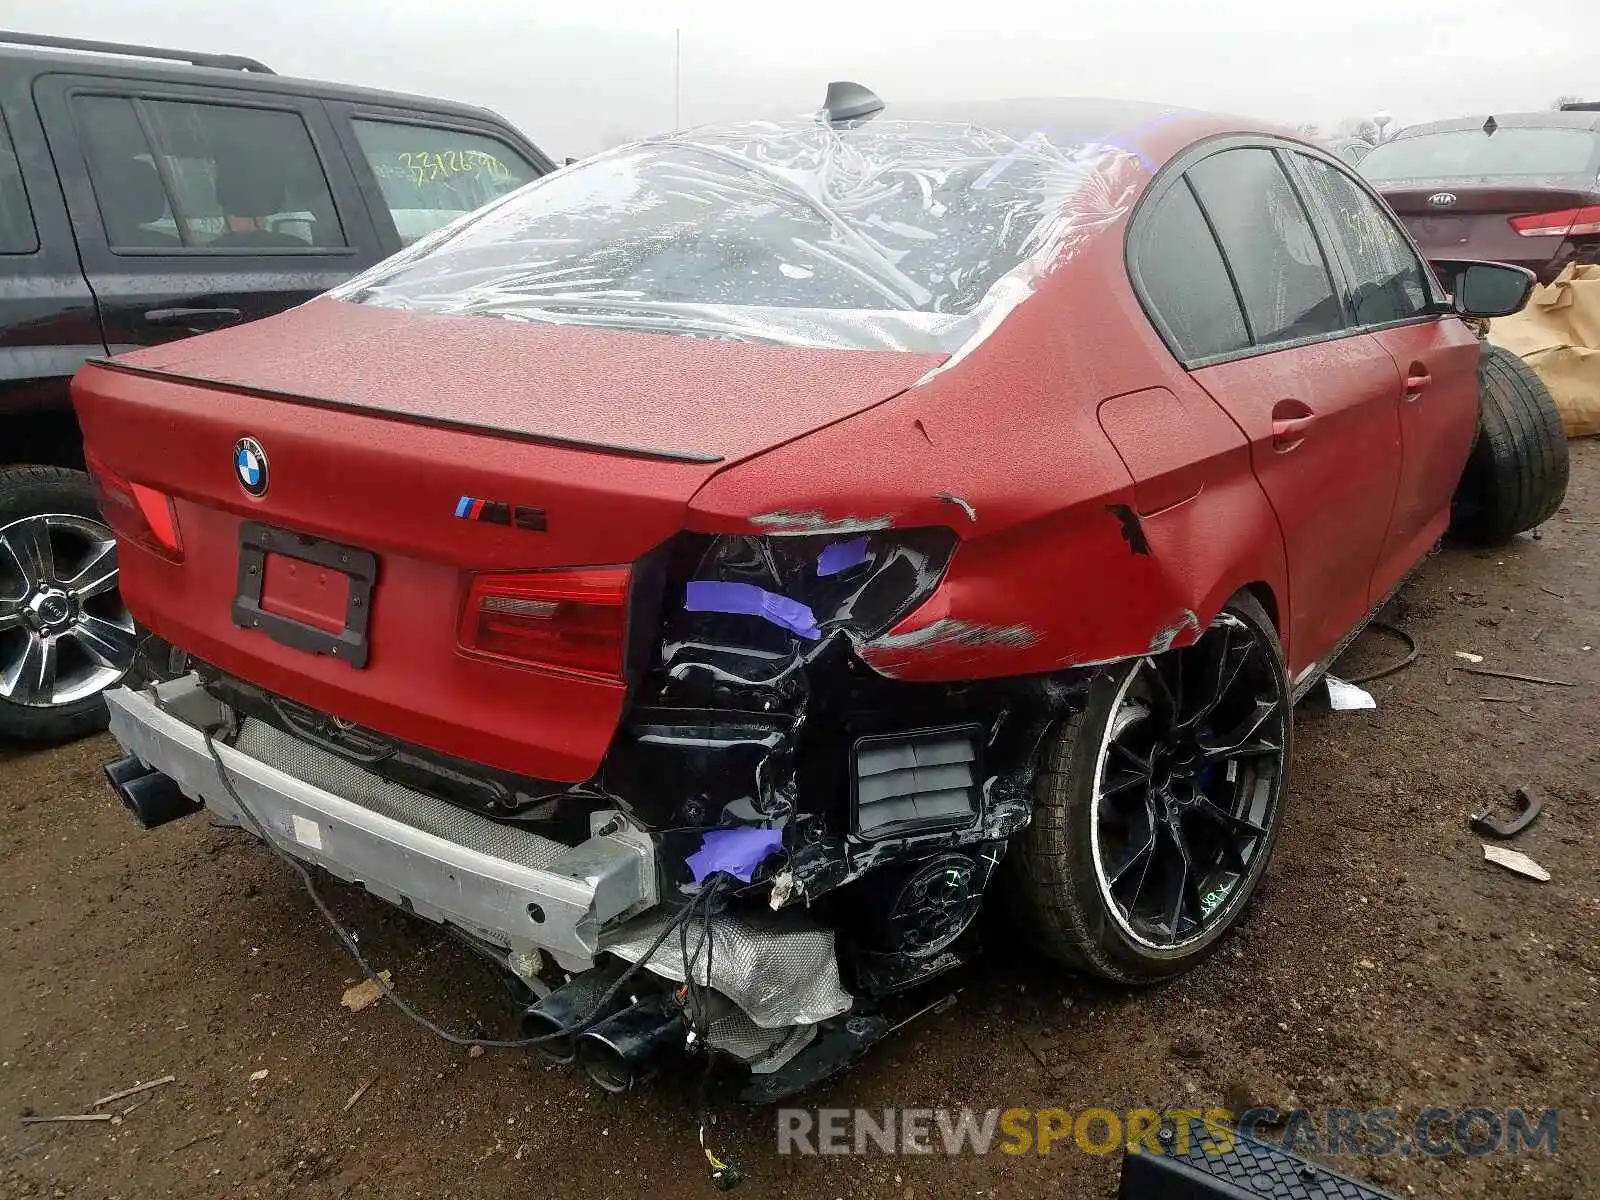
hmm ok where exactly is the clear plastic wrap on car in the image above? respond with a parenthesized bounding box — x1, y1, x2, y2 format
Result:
(330, 118, 1142, 357)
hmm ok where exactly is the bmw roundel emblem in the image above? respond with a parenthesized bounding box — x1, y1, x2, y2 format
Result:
(234, 437, 269, 497)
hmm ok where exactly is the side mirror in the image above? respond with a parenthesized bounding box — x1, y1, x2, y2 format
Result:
(1430, 259, 1537, 319)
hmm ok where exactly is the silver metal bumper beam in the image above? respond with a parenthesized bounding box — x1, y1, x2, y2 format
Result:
(104, 678, 657, 971)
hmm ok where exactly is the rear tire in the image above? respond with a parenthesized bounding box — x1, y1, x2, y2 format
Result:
(0, 465, 138, 745)
(1449, 343, 1569, 546)
(1012, 592, 1290, 984)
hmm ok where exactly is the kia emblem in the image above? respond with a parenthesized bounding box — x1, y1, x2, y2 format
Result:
(1427, 192, 1457, 208)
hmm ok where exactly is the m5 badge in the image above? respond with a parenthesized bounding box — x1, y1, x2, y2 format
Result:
(454, 496, 548, 531)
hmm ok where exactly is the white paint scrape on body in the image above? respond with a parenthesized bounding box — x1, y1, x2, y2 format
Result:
(750, 510, 897, 535)
(868, 617, 1038, 652)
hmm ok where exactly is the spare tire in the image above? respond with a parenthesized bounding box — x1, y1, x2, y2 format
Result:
(1450, 343, 1569, 545)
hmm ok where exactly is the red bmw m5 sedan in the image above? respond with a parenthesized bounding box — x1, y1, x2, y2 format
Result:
(67, 87, 1566, 1098)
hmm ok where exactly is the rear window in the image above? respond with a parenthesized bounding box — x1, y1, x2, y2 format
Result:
(1361, 127, 1600, 182)
(333, 119, 1141, 352)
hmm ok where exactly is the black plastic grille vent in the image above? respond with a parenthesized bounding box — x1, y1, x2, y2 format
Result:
(851, 724, 982, 840)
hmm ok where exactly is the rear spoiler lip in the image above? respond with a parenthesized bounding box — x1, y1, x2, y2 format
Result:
(79, 357, 727, 466)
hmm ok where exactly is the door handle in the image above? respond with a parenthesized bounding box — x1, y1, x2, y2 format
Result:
(1270, 414, 1316, 451)
(144, 306, 243, 328)
(1404, 370, 1432, 400)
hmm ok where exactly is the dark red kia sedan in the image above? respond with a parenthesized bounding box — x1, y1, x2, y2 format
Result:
(1364, 110, 1600, 283)
(71, 90, 1566, 1098)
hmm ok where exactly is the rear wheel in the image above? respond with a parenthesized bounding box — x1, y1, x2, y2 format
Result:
(0, 466, 139, 744)
(1014, 593, 1290, 983)
(1450, 343, 1569, 545)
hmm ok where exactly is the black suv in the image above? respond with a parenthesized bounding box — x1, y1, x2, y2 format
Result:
(0, 32, 553, 743)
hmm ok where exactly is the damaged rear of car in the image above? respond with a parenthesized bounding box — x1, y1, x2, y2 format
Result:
(73, 96, 1398, 1097)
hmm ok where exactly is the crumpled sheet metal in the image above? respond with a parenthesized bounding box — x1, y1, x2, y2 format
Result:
(602, 908, 853, 1029)
(330, 117, 1140, 360)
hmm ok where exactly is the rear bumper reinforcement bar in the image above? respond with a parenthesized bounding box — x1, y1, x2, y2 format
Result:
(104, 677, 657, 971)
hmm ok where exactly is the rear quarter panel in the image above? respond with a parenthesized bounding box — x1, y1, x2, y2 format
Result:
(687, 219, 1292, 679)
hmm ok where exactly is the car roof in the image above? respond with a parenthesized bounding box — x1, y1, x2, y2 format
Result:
(1392, 111, 1600, 138)
(883, 96, 1187, 142)
(0, 42, 507, 126)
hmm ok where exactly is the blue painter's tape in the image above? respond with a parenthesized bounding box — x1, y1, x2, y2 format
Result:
(684, 580, 822, 641)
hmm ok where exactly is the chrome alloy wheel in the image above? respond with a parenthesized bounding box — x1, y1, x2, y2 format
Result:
(1089, 612, 1288, 951)
(0, 513, 137, 708)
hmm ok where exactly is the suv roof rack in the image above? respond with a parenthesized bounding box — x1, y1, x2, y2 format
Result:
(0, 30, 274, 74)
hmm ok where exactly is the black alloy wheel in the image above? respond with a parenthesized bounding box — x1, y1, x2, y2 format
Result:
(1015, 591, 1290, 983)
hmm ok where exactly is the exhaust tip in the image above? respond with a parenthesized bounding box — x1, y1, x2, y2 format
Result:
(104, 756, 201, 829)
(575, 995, 683, 1093)
(576, 1031, 635, 1093)
(520, 1006, 577, 1064)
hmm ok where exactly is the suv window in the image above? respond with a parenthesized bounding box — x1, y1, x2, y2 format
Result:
(0, 110, 36, 254)
(1186, 148, 1345, 346)
(351, 119, 536, 246)
(74, 94, 346, 251)
(1134, 180, 1249, 361)
(1292, 153, 1433, 326)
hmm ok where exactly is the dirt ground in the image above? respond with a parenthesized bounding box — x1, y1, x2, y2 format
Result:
(3, 443, 1596, 1200)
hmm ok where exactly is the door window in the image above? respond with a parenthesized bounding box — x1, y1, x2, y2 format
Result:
(1133, 180, 1250, 361)
(351, 119, 537, 245)
(0, 110, 36, 253)
(1292, 153, 1433, 326)
(1186, 148, 1345, 346)
(73, 94, 346, 252)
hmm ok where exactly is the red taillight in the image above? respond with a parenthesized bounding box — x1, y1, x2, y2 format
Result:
(1509, 205, 1600, 237)
(84, 449, 182, 559)
(459, 566, 630, 680)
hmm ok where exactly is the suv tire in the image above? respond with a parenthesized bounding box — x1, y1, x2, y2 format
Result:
(0, 465, 139, 744)
(1450, 343, 1569, 546)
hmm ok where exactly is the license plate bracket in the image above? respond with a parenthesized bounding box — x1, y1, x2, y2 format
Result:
(233, 522, 376, 668)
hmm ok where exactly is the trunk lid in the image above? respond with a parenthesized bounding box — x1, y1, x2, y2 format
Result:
(75, 301, 942, 780)
(1382, 183, 1600, 278)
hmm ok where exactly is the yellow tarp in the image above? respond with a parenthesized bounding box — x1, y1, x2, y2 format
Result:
(1488, 264, 1600, 438)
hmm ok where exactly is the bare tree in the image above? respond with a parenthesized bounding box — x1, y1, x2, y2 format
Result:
(1552, 94, 1585, 109)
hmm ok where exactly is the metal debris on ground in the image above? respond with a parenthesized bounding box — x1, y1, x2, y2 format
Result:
(1454, 665, 1574, 687)
(93, 1074, 176, 1108)
(1324, 676, 1377, 711)
(1482, 845, 1551, 882)
(1471, 786, 1544, 839)
(341, 970, 393, 1013)
(342, 1078, 376, 1113)
(1454, 651, 1484, 663)
(171, 1129, 223, 1153)
(19, 1113, 113, 1125)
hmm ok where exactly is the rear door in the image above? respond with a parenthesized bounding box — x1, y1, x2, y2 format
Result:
(33, 72, 383, 351)
(0, 77, 107, 407)
(1134, 143, 1403, 671)
(1289, 150, 1482, 598)
(325, 101, 548, 254)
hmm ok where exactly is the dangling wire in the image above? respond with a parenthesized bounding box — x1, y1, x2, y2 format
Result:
(200, 726, 696, 1050)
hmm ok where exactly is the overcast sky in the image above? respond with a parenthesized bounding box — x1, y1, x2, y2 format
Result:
(4, 0, 1597, 159)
